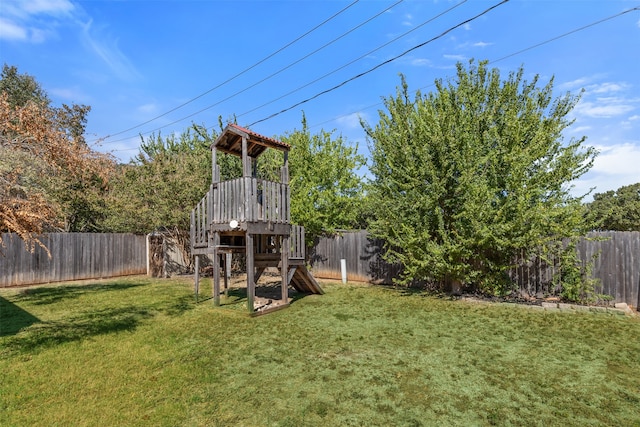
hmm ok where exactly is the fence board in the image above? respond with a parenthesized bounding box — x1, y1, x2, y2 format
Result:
(310, 231, 401, 283)
(1, 233, 147, 287)
(310, 230, 640, 308)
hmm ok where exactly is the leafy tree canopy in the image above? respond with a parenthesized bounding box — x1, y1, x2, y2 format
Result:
(277, 114, 366, 241)
(0, 64, 50, 109)
(101, 125, 216, 235)
(0, 65, 114, 252)
(588, 183, 640, 231)
(363, 60, 596, 294)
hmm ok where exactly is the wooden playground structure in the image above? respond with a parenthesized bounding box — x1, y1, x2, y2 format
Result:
(190, 124, 323, 315)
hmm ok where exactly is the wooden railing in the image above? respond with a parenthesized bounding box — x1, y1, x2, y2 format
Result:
(213, 177, 290, 224)
(190, 178, 305, 259)
(191, 186, 212, 248)
(290, 225, 305, 260)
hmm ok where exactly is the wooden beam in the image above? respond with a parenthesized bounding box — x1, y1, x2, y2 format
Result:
(212, 146, 219, 183)
(281, 151, 289, 185)
(246, 233, 255, 313)
(212, 232, 220, 306)
(194, 254, 200, 303)
(281, 234, 289, 304)
(224, 252, 231, 298)
(242, 136, 251, 177)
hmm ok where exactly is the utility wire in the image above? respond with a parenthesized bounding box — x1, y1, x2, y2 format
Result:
(103, 0, 403, 145)
(235, 0, 468, 120)
(309, 4, 640, 131)
(248, 0, 510, 126)
(97, 0, 360, 142)
(110, 3, 639, 153)
(491, 5, 640, 64)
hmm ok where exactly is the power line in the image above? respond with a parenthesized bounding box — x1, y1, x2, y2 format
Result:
(102, 0, 403, 145)
(308, 5, 640, 131)
(248, 0, 510, 127)
(491, 6, 640, 64)
(96, 0, 360, 142)
(109, 3, 639, 154)
(235, 0, 468, 120)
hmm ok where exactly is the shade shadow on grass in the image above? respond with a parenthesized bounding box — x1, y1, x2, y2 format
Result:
(0, 295, 41, 337)
(1, 279, 197, 355)
(1, 305, 152, 355)
(13, 282, 146, 305)
(201, 286, 307, 311)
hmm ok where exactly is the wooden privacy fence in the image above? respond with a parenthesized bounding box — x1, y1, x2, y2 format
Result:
(510, 231, 640, 307)
(310, 230, 640, 308)
(310, 230, 401, 284)
(0, 233, 147, 287)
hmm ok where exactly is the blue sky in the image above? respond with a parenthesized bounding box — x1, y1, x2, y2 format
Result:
(1, 0, 639, 200)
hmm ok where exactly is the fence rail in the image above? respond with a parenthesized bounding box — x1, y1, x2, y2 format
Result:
(310, 230, 640, 308)
(0, 233, 147, 287)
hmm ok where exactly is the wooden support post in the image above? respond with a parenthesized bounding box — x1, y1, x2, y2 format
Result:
(242, 136, 251, 177)
(213, 232, 220, 306)
(194, 254, 200, 303)
(212, 144, 219, 184)
(281, 234, 289, 304)
(224, 252, 231, 298)
(281, 151, 289, 185)
(246, 233, 255, 313)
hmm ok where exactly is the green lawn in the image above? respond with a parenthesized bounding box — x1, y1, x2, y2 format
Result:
(1, 276, 639, 426)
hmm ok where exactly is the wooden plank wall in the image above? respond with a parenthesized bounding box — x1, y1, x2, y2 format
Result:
(290, 225, 305, 260)
(0, 233, 147, 287)
(310, 231, 640, 307)
(582, 231, 639, 306)
(211, 177, 289, 224)
(309, 231, 401, 283)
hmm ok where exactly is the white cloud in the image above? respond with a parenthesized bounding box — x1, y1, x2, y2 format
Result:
(411, 58, 432, 66)
(573, 143, 640, 200)
(23, 0, 74, 15)
(558, 76, 594, 91)
(473, 41, 492, 48)
(80, 19, 141, 81)
(569, 125, 591, 134)
(3, 1, 140, 81)
(49, 87, 84, 101)
(556, 74, 605, 90)
(588, 82, 630, 94)
(0, 0, 75, 42)
(591, 143, 640, 175)
(574, 99, 635, 118)
(628, 115, 640, 121)
(336, 112, 366, 130)
(463, 23, 471, 31)
(443, 54, 466, 61)
(137, 103, 159, 114)
(0, 17, 27, 40)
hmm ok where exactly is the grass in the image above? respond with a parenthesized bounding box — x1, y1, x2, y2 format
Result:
(1, 276, 639, 426)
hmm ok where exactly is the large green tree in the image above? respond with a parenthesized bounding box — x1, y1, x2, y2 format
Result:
(237, 115, 367, 241)
(101, 125, 215, 234)
(588, 183, 640, 231)
(363, 60, 596, 294)
(278, 115, 366, 241)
